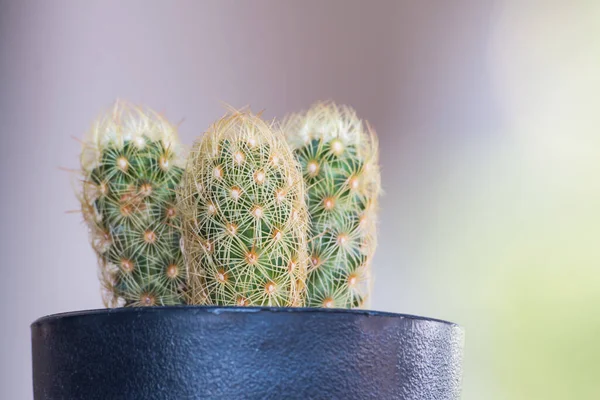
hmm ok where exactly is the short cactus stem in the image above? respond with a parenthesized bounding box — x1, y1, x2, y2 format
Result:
(179, 110, 309, 307)
(283, 102, 381, 308)
(78, 101, 186, 307)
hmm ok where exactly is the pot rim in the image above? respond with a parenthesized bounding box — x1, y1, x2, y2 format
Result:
(31, 305, 461, 328)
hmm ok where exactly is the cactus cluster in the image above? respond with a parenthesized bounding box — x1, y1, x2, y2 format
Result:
(79, 102, 186, 307)
(178, 111, 308, 306)
(283, 102, 381, 308)
(76, 101, 379, 309)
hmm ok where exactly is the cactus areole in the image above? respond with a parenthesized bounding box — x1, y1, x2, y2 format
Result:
(31, 307, 464, 400)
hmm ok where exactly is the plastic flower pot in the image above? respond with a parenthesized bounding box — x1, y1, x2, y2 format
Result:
(31, 306, 464, 399)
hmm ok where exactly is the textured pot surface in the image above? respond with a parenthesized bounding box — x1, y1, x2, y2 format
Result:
(31, 306, 464, 400)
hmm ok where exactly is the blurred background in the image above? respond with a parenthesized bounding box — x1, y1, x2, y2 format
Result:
(1, 0, 599, 398)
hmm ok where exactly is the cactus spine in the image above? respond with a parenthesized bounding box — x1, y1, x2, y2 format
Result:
(283, 102, 381, 308)
(79, 101, 186, 307)
(179, 110, 308, 307)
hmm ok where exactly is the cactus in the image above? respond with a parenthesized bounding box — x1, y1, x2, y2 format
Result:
(283, 102, 381, 308)
(78, 101, 186, 307)
(178, 110, 308, 307)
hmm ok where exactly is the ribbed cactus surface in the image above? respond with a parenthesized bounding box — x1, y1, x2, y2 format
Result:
(284, 102, 381, 308)
(179, 110, 308, 306)
(79, 102, 186, 307)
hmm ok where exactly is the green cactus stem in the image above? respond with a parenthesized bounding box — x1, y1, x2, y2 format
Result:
(78, 101, 186, 307)
(283, 102, 381, 308)
(179, 110, 309, 307)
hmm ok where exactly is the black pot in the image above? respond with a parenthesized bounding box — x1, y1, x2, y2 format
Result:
(31, 306, 464, 399)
